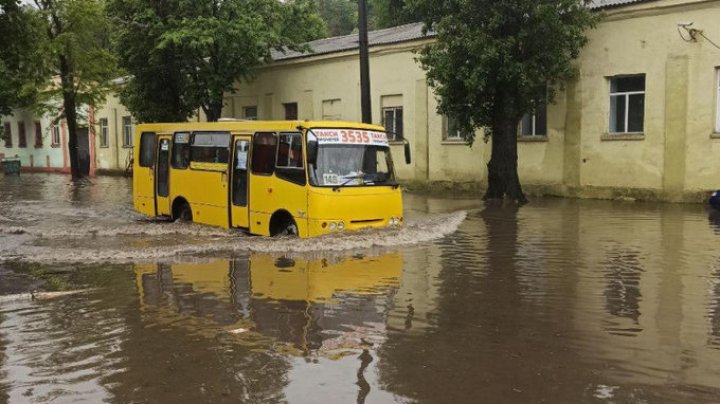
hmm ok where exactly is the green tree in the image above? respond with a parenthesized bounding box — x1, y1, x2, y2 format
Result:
(33, 0, 117, 179)
(411, 0, 598, 203)
(107, 0, 197, 122)
(111, 0, 326, 123)
(370, 0, 418, 29)
(315, 0, 356, 36)
(0, 0, 50, 117)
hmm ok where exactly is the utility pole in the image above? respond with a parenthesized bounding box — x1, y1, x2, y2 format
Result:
(358, 0, 372, 124)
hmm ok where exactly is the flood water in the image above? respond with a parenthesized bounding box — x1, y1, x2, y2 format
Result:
(1, 174, 720, 403)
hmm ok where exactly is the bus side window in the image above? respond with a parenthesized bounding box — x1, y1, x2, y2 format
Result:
(277, 132, 303, 168)
(139, 132, 156, 168)
(172, 132, 190, 169)
(190, 132, 230, 164)
(276, 132, 306, 186)
(251, 132, 277, 175)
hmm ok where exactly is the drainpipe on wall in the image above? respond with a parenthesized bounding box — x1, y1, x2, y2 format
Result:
(113, 108, 120, 170)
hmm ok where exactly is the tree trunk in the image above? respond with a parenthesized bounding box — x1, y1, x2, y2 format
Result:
(204, 96, 223, 122)
(484, 117, 527, 204)
(59, 54, 81, 180)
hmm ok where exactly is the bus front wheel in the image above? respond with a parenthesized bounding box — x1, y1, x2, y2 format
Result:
(270, 212, 298, 237)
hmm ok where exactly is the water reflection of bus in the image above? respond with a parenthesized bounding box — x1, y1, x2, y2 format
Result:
(134, 253, 402, 353)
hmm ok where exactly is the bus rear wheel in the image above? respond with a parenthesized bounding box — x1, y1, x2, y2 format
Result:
(174, 201, 193, 222)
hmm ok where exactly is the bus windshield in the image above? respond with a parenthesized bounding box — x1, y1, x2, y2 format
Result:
(308, 128, 396, 187)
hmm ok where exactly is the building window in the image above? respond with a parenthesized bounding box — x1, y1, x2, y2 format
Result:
(243, 106, 258, 120)
(382, 107, 403, 141)
(283, 103, 298, 120)
(52, 125, 61, 146)
(18, 122, 27, 148)
(122, 116, 133, 147)
(444, 115, 467, 141)
(520, 104, 547, 137)
(3, 122, 12, 147)
(33, 121, 43, 147)
(99, 118, 109, 147)
(609, 75, 645, 134)
(716, 68, 720, 133)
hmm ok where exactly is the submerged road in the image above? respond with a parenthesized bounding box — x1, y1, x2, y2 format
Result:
(1, 174, 720, 403)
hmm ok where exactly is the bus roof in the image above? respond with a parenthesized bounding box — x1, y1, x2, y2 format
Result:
(135, 120, 387, 133)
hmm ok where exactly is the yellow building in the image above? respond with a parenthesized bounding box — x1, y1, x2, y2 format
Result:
(91, 78, 206, 175)
(219, 0, 720, 201)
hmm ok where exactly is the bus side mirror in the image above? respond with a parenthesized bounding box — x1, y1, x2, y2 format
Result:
(307, 140, 318, 166)
(404, 142, 412, 164)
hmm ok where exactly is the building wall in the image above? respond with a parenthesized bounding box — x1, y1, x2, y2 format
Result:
(0, 110, 69, 173)
(221, 0, 720, 201)
(569, 0, 720, 199)
(93, 92, 134, 174)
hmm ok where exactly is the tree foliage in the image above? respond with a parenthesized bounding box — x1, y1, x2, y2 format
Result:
(315, 0, 356, 36)
(33, 0, 118, 179)
(110, 0, 326, 123)
(370, 0, 418, 29)
(411, 0, 599, 202)
(0, 0, 50, 116)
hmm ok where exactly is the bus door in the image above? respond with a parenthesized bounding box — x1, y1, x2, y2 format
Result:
(155, 136, 172, 216)
(230, 136, 251, 228)
(135, 132, 157, 217)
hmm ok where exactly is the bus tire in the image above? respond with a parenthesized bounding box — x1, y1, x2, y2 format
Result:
(270, 211, 298, 237)
(173, 199, 192, 222)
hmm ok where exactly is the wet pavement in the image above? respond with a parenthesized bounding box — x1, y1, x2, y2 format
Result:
(1, 174, 720, 403)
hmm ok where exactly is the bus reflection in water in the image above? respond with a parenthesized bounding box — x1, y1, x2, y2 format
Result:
(134, 253, 403, 355)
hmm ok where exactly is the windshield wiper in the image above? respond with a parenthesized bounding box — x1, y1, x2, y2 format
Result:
(332, 173, 391, 190)
(332, 173, 365, 191)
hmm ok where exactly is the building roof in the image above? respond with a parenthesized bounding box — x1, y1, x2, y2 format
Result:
(589, 0, 654, 9)
(271, 0, 655, 61)
(271, 22, 430, 61)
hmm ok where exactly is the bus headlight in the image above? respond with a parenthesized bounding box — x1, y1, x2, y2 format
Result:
(338, 221, 345, 230)
(329, 222, 337, 231)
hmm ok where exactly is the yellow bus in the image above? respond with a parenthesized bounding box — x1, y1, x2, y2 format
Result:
(132, 120, 410, 238)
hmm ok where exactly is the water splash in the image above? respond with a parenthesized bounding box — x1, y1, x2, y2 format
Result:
(0, 211, 467, 264)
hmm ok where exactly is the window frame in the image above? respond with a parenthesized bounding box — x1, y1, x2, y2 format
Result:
(520, 107, 548, 137)
(51, 125, 61, 147)
(608, 74, 646, 134)
(283, 102, 298, 120)
(17, 121, 27, 148)
(243, 106, 258, 121)
(3, 122, 12, 148)
(34, 121, 43, 147)
(382, 106, 404, 142)
(443, 115, 467, 142)
(99, 118, 109, 148)
(122, 116, 133, 147)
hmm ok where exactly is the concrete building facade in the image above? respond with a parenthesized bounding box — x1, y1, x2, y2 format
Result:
(0, 110, 72, 174)
(221, 0, 720, 201)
